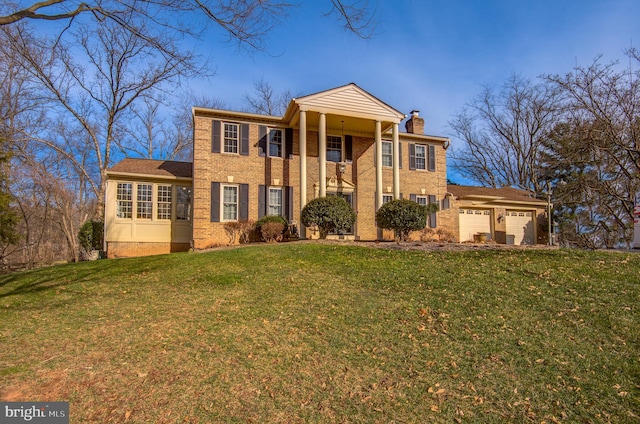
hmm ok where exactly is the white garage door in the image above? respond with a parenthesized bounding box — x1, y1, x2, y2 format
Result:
(458, 209, 491, 242)
(506, 211, 534, 245)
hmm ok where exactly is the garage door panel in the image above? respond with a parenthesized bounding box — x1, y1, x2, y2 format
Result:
(459, 209, 491, 242)
(506, 211, 534, 245)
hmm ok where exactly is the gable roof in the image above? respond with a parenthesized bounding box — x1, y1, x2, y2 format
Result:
(448, 185, 547, 206)
(283, 83, 406, 124)
(107, 158, 193, 180)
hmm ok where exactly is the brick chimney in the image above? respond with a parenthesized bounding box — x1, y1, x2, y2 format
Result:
(405, 110, 424, 134)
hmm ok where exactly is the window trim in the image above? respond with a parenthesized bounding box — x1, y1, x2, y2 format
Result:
(223, 122, 239, 154)
(221, 184, 239, 221)
(409, 143, 435, 171)
(414, 144, 426, 170)
(268, 128, 284, 158)
(156, 184, 172, 220)
(326, 134, 343, 163)
(176, 185, 192, 221)
(136, 183, 153, 220)
(116, 182, 133, 219)
(382, 141, 393, 167)
(268, 187, 283, 216)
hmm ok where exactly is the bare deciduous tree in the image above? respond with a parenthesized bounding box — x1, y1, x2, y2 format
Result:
(6, 16, 203, 218)
(543, 51, 640, 248)
(244, 78, 293, 116)
(0, 1, 378, 48)
(448, 74, 559, 194)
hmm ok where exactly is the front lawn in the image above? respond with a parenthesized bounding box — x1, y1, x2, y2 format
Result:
(1, 243, 639, 422)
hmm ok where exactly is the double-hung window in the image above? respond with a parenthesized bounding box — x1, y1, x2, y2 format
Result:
(382, 194, 393, 204)
(157, 185, 172, 220)
(416, 195, 428, 207)
(382, 141, 393, 167)
(327, 135, 342, 162)
(116, 183, 133, 218)
(268, 187, 283, 216)
(414, 145, 426, 170)
(222, 185, 238, 221)
(269, 129, 283, 157)
(137, 184, 152, 219)
(224, 123, 239, 153)
(176, 186, 192, 221)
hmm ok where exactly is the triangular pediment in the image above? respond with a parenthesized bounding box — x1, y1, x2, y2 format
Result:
(327, 177, 356, 192)
(292, 83, 405, 123)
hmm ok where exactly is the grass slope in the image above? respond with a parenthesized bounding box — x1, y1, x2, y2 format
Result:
(1, 244, 639, 423)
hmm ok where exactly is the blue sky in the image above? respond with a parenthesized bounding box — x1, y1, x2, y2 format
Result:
(191, 0, 640, 141)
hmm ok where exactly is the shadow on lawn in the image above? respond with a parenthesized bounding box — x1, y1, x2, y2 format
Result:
(0, 255, 172, 299)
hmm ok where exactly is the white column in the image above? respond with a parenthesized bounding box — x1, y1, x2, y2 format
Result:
(319, 112, 327, 197)
(392, 123, 400, 199)
(375, 120, 383, 210)
(299, 110, 307, 239)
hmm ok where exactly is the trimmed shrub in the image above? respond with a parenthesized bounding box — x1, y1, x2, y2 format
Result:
(301, 196, 357, 239)
(261, 222, 285, 243)
(223, 220, 255, 245)
(376, 199, 427, 242)
(256, 215, 288, 241)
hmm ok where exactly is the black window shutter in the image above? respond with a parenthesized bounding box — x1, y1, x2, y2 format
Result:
(286, 186, 294, 221)
(428, 145, 436, 171)
(258, 126, 267, 157)
(240, 124, 250, 156)
(409, 143, 416, 170)
(285, 128, 293, 159)
(410, 194, 417, 202)
(429, 195, 437, 228)
(211, 120, 221, 153)
(210, 182, 220, 222)
(345, 135, 352, 161)
(239, 184, 249, 220)
(258, 185, 266, 219)
(443, 197, 450, 210)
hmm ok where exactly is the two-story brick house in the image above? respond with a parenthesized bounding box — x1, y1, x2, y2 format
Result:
(191, 83, 450, 248)
(104, 83, 548, 257)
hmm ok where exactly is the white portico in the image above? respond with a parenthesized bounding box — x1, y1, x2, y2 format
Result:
(282, 83, 406, 238)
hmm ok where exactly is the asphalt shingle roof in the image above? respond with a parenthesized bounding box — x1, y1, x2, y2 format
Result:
(107, 158, 193, 179)
(447, 184, 546, 205)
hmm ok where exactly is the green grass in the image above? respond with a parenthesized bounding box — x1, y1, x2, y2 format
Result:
(1, 243, 639, 423)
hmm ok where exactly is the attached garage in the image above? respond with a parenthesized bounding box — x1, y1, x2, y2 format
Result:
(506, 211, 534, 245)
(448, 184, 548, 245)
(458, 208, 492, 242)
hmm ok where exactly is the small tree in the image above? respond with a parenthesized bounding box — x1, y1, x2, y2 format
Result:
(78, 220, 104, 259)
(301, 196, 357, 239)
(376, 199, 428, 242)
